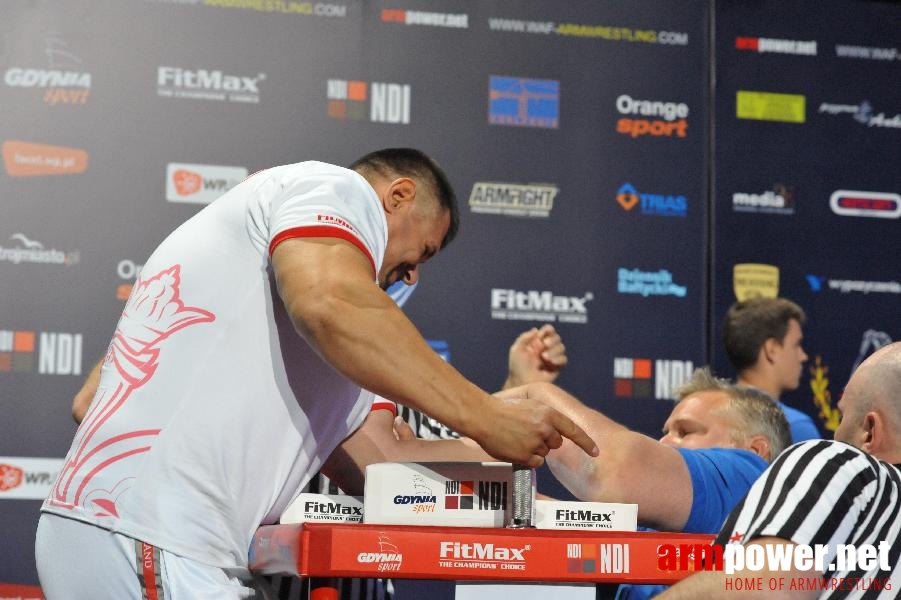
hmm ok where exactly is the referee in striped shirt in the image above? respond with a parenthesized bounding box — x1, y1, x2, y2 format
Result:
(661, 342, 901, 599)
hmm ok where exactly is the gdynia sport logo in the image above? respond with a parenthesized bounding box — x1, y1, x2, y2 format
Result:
(658, 541, 893, 593)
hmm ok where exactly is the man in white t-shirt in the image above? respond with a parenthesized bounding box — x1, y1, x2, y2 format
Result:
(36, 148, 597, 599)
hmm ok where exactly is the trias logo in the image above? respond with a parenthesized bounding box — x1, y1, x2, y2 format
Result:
(829, 190, 901, 219)
(327, 79, 411, 124)
(469, 182, 558, 218)
(614, 357, 694, 400)
(0, 329, 83, 375)
(615, 94, 688, 139)
(357, 534, 403, 572)
(166, 163, 248, 205)
(3, 37, 92, 105)
(491, 289, 593, 324)
(616, 183, 687, 217)
(157, 67, 266, 103)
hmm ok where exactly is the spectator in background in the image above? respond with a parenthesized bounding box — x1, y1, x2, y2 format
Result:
(659, 342, 901, 599)
(525, 367, 791, 599)
(722, 297, 820, 442)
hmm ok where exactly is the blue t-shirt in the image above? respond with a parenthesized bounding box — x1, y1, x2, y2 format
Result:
(615, 447, 768, 600)
(778, 401, 821, 443)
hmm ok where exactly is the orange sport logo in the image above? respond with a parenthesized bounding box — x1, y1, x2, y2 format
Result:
(615, 94, 689, 138)
(2, 140, 88, 176)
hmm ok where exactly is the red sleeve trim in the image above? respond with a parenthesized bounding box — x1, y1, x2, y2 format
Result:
(269, 226, 376, 278)
(370, 399, 398, 417)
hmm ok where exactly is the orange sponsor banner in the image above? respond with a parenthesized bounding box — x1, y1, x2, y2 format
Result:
(2, 140, 88, 176)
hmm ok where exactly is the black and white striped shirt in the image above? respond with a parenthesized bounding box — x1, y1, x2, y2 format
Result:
(717, 440, 901, 599)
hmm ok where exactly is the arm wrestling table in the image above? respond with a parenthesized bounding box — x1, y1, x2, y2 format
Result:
(249, 522, 714, 591)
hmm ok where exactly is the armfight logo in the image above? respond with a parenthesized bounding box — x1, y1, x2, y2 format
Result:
(0, 458, 64, 499)
(469, 182, 558, 218)
(490, 289, 593, 324)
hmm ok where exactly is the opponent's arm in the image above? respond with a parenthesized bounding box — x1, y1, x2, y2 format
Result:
(503, 324, 568, 390)
(72, 357, 103, 423)
(271, 238, 597, 467)
(498, 382, 693, 531)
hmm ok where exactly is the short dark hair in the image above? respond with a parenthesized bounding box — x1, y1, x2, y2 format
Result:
(676, 367, 791, 462)
(722, 297, 807, 372)
(349, 148, 459, 249)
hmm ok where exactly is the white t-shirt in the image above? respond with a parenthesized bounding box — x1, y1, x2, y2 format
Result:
(43, 161, 387, 571)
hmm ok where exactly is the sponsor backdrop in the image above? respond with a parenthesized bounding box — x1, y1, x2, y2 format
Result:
(0, 0, 897, 592)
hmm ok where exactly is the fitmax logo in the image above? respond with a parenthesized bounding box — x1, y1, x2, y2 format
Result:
(491, 289, 593, 324)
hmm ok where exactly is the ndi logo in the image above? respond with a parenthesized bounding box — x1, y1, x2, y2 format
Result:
(614, 357, 694, 400)
(327, 79, 411, 124)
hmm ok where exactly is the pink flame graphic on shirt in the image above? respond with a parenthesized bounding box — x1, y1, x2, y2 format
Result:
(48, 265, 215, 516)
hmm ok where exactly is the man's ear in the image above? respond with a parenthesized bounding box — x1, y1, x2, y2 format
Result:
(383, 177, 416, 213)
(746, 434, 772, 462)
(762, 337, 780, 364)
(860, 411, 880, 454)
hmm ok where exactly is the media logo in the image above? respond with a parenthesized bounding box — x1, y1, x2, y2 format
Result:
(0, 233, 80, 266)
(490, 289, 593, 324)
(488, 76, 559, 129)
(616, 183, 687, 217)
(327, 79, 411, 124)
(567, 543, 630, 574)
(736, 91, 806, 124)
(615, 94, 689, 139)
(356, 533, 403, 572)
(829, 190, 901, 219)
(735, 37, 817, 56)
(2, 140, 88, 176)
(165, 163, 248, 205)
(613, 357, 694, 400)
(617, 268, 686, 297)
(3, 36, 92, 105)
(157, 66, 265, 103)
(0, 329, 83, 375)
(733, 263, 779, 300)
(0, 457, 64, 499)
(469, 182, 558, 218)
(444, 479, 507, 511)
(818, 100, 901, 130)
(381, 8, 468, 28)
(732, 184, 795, 215)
